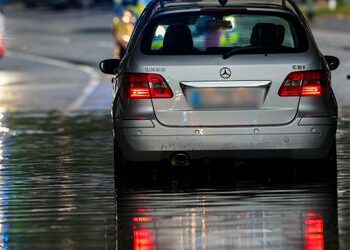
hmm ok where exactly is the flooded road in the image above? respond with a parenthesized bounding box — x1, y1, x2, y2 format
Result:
(0, 112, 115, 249)
(0, 112, 349, 249)
(2, 3, 350, 249)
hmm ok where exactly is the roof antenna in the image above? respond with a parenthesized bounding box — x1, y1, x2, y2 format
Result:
(219, 0, 227, 6)
(282, 0, 286, 8)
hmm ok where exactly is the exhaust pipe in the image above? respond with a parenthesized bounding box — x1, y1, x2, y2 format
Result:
(170, 153, 190, 167)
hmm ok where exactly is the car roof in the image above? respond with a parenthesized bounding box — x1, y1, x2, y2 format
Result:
(146, 0, 301, 16)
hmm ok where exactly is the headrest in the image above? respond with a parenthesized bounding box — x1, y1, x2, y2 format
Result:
(250, 23, 285, 47)
(163, 24, 194, 53)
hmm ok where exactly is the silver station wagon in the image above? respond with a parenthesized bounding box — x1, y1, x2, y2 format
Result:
(100, 0, 340, 171)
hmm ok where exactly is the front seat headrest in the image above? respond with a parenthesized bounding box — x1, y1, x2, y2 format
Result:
(162, 24, 194, 53)
(250, 23, 285, 47)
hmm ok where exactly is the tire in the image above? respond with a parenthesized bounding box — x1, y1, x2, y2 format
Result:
(114, 138, 132, 177)
(320, 138, 337, 176)
(295, 137, 337, 178)
(50, 0, 70, 10)
(23, 0, 38, 8)
(74, 0, 94, 9)
(114, 137, 159, 181)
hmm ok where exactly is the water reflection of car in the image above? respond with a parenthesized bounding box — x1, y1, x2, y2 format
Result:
(0, 11, 5, 58)
(100, 0, 340, 173)
(117, 178, 339, 249)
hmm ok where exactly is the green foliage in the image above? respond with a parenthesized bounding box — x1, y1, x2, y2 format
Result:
(314, 4, 350, 16)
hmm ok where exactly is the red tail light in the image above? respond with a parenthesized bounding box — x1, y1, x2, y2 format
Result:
(122, 73, 173, 99)
(0, 37, 5, 58)
(279, 70, 330, 97)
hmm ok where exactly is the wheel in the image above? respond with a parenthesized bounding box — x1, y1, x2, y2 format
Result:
(114, 137, 133, 177)
(23, 0, 38, 8)
(50, 0, 70, 10)
(114, 137, 160, 182)
(74, 0, 94, 9)
(295, 137, 337, 179)
(320, 138, 337, 176)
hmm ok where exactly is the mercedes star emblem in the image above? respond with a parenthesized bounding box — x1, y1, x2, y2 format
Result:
(220, 67, 231, 79)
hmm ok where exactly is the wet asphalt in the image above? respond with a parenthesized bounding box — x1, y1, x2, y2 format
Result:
(0, 112, 349, 249)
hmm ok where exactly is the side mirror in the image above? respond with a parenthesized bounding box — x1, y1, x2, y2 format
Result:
(324, 55, 339, 71)
(99, 59, 120, 74)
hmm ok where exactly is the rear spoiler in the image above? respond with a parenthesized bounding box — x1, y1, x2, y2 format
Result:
(151, 0, 293, 9)
(145, 0, 312, 35)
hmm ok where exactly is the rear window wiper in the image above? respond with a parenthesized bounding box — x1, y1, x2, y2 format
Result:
(222, 46, 272, 59)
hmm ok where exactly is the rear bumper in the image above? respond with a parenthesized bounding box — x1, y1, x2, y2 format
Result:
(115, 117, 337, 161)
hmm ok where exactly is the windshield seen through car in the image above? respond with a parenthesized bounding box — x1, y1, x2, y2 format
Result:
(142, 11, 308, 55)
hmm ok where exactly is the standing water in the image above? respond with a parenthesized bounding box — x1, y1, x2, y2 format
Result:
(0, 112, 349, 249)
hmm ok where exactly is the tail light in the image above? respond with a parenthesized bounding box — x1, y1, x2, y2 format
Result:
(0, 37, 5, 58)
(122, 73, 173, 99)
(279, 70, 330, 97)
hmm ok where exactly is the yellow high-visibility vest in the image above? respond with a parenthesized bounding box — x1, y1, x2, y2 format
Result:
(219, 31, 239, 47)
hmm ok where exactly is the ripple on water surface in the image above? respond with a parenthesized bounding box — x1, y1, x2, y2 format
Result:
(0, 112, 349, 249)
(0, 112, 115, 249)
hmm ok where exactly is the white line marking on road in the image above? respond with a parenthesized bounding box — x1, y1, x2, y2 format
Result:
(7, 51, 101, 112)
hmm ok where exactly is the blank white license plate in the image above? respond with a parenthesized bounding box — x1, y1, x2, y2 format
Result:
(186, 87, 266, 109)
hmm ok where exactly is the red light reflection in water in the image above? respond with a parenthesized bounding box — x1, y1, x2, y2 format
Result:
(305, 211, 324, 250)
(133, 211, 154, 250)
(137, 208, 150, 213)
(133, 217, 152, 223)
(133, 229, 153, 250)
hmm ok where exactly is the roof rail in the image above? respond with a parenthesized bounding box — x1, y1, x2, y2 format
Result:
(159, 0, 164, 8)
(282, 0, 286, 8)
(148, 0, 300, 13)
(219, 0, 228, 6)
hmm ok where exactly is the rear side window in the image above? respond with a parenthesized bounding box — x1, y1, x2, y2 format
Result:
(141, 11, 308, 55)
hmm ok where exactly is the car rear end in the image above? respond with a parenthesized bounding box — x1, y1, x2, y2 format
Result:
(113, 0, 337, 163)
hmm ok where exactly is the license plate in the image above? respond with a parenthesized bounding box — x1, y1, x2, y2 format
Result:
(186, 87, 265, 109)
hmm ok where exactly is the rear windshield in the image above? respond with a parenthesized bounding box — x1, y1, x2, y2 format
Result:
(141, 11, 308, 55)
